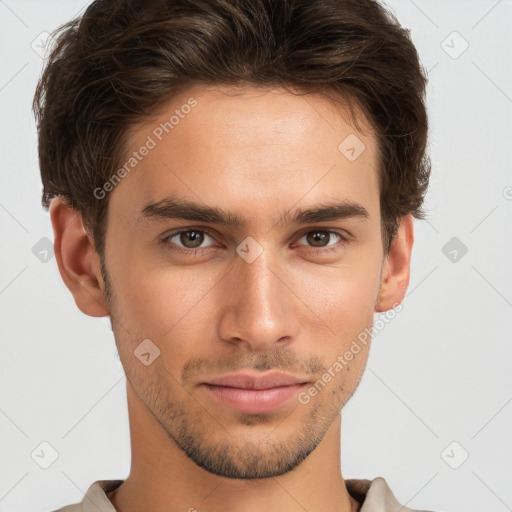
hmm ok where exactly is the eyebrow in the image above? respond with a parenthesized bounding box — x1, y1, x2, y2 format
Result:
(137, 195, 369, 228)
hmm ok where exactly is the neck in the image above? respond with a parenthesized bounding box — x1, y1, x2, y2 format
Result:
(108, 381, 361, 512)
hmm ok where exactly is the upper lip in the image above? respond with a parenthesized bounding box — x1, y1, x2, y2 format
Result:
(205, 371, 309, 390)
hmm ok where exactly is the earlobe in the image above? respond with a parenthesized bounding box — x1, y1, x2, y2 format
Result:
(49, 197, 110, 317)
(375, 215, 414, 313)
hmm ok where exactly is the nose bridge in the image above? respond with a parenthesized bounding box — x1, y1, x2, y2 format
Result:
(238, 248, 278, 309)
(217, 243, 297, 350)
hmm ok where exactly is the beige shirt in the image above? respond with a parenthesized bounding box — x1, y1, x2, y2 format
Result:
(52, 477, 436, 511)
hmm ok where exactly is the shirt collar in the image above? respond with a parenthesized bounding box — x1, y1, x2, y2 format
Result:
(80, 476, 420, 512)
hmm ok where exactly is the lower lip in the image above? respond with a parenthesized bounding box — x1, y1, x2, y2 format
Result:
(202, 383, 308, 414)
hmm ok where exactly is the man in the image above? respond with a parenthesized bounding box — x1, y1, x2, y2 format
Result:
(34, 0, 435, 510)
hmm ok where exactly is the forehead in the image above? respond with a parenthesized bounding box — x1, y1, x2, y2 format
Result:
(109, 84, 380, 229)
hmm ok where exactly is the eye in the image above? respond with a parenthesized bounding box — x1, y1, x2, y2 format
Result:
(160, 228, 350, 257)
(294, 230, 348, 252)
(161, 229, 218, 253)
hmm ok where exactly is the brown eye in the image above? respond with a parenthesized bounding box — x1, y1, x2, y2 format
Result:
(296, 230, 344, 249)
(178, 230, 205, 248)
(162, 229, 216, 252)
(305, 231, 331, 247)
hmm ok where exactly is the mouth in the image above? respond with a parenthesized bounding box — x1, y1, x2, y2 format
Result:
(201, 381, 309, 414)
(201, 371, 311, 414)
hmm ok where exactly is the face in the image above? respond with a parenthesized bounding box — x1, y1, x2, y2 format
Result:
(101, 85, 384, 479)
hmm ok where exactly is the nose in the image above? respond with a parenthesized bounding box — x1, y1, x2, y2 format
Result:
(216, 246, 299, 352)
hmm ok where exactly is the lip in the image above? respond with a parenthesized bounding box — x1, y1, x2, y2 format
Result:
(205, 371, 308, 390)
(202, 371, 310, 414)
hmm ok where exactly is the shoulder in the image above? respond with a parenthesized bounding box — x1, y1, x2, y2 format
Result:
(51, 505, 82, 512)
(346, 476, 442, 512)
(49, 479, 124, 512)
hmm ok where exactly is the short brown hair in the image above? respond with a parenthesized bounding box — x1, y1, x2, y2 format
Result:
(33, 0, 430, 258)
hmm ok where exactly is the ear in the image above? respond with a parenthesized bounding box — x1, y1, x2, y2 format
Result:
(49, 197, 110, 317)
(375, 215, 414, 313)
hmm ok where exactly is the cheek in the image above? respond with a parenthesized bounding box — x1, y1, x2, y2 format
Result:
(292, 257, 379, 392)
(111, 254, 225, 342)
(297, 259, 380, 336)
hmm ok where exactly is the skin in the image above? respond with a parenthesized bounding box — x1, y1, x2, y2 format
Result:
(49, 84, 413, 512)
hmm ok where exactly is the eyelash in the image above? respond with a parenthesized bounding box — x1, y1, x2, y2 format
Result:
(160, 228, 350, 256)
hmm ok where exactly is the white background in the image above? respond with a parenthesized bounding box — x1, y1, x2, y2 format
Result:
(1, 1, 511, 511)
